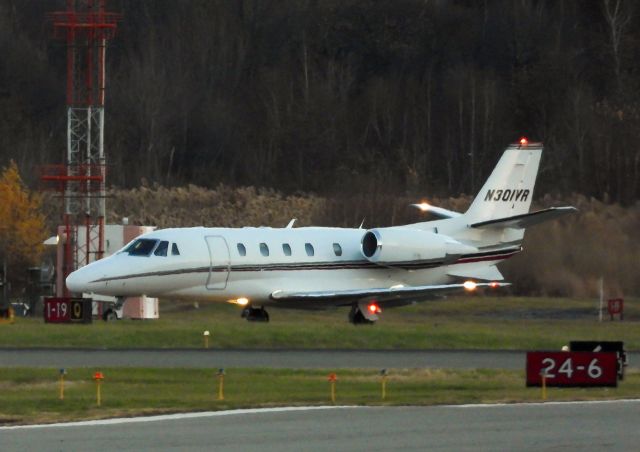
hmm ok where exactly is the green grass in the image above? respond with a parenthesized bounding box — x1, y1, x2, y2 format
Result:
(1, 367, 639, 425)
(1, 296, 639, 350)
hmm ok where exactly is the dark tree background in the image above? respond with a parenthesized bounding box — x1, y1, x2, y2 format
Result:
(1, 0, 639, 204)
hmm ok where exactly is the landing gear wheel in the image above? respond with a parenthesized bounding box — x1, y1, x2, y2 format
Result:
(102, 309, 118, 322)
(348, 305, 374, 325)
(242, 306, 270, 322)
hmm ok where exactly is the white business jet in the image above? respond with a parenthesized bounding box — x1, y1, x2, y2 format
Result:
(66, 140, 576, 323)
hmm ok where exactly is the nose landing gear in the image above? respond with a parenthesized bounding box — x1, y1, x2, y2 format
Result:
(241, 306, 270, 322)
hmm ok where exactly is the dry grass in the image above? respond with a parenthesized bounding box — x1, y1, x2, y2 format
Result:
(106, 184, 325, 228)
(2, 367, 639, 425)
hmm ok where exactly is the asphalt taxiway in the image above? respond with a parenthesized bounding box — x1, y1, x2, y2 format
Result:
(1, 348, 636, 370)
(3, 401, 640, 451)
(0, 348, 539, 369)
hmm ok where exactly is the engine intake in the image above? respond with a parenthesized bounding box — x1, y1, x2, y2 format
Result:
(362, 230, 382, 258)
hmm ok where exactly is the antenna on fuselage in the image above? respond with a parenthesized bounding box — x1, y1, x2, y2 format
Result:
(286, 218, 297, 228)
(358, 218, 365, 229)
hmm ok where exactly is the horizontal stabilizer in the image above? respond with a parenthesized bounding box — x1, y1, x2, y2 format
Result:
(448, 265, 504, 281)
(470, 206, 577, 229)
(411, 203, 462, 219)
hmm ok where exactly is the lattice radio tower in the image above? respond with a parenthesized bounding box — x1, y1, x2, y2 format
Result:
(41, 0, 121, 296)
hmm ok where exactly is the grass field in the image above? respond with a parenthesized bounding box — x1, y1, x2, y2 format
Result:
(1, 296, 639, 350)
(1, 367, 638, 425)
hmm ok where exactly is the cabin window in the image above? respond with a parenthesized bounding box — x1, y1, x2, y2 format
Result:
(127, 239, 158, 256)
(260, 243, 269, 257)
(333, 243, 342, 256)
(305, 243, 315, 256)
(172, 243, 180, 256)
(237, 243, 247, 256)
(154, 240, 169, 256)
(282, 243, 292, 256)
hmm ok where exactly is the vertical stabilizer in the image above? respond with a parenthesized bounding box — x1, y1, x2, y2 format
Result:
(465, 142, 542, 223)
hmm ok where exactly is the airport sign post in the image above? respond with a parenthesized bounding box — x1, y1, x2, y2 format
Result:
(608, 299, 624, 321)
(540, 370, 547, 400)
(526, 352, 618, 387)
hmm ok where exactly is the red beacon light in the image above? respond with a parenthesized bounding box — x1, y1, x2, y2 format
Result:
(368, 303, 382, 314)
(519, 137, 528, 146)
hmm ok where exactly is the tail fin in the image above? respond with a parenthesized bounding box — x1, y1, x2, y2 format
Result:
(465, 142, 542, 224)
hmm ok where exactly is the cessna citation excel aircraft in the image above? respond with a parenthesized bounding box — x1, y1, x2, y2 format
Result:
(67, 140, 576, 324)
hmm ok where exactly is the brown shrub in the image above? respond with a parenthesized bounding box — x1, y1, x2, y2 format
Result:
(106, 184, 325, 228)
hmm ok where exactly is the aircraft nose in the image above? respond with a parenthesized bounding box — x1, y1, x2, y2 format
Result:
(66, 268, 90, 294)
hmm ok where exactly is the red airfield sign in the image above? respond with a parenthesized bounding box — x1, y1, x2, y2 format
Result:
(526, 352, 618, 387)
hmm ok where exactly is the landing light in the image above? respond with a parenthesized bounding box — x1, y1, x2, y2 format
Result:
(368, 303, 382, 314)
(463, 280, 477, 291)
(415, 202, 430, 212)
(236, 297, 249, 306)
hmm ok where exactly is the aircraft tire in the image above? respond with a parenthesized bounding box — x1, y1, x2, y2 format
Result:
(102, 309, 118, 322)
(244, 307, 270, 322)
(348, 306, 374, 325)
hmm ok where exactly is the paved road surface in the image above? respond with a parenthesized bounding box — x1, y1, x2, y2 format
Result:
(0, 348, 636, 370)
(3, 401, 640, 451)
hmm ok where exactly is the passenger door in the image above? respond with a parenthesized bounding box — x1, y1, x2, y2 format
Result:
(205, 236, 230, 290)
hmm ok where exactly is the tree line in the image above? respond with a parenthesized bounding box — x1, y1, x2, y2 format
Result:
(0, 0, 639, 204)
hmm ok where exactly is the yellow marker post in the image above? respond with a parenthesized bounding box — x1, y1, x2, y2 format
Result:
(59, 368, 66, 400)
(93, 371, 104, 407)
(380, 369, 388, 401)
(217, 368, 225, 400)
(328, 373, 337, 403)
(203, 330, 210, 349)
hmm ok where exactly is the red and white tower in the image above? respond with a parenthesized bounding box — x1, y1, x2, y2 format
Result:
(42, 0, 121, 296)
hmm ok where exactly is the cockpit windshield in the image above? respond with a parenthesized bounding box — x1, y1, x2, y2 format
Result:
(124, 238, 159, 256)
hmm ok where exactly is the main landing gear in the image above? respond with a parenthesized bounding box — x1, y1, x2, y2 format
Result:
(241, 306, 270, 322)
(348, 303, 379, 325)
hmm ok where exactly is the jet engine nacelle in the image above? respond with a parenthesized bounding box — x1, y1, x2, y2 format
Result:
(361, 228, 476, 264)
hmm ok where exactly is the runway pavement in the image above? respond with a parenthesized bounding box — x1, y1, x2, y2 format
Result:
(3, 401, 640, 451)
(0, 348, 636, 370)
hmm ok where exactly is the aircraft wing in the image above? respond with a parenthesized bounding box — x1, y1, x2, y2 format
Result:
(448, 265, 504, 281)
(270, 282, 510, 309)
(470, 206, 577, 229)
